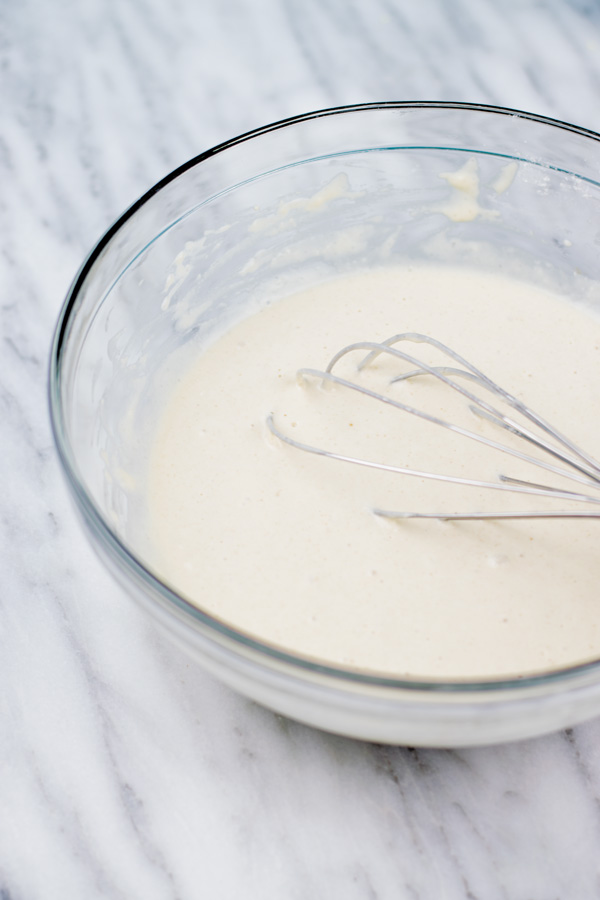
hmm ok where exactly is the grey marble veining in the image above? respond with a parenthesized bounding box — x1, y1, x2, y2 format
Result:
(3, 1, 600, 897)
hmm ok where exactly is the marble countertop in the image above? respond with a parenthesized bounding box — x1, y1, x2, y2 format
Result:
(4, 1, 600, 897)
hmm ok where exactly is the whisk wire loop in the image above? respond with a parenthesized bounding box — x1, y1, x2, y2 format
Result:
(268, 334, 600, 521)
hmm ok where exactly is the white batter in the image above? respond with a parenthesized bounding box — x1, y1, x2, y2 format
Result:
(146, 265, 600, 679)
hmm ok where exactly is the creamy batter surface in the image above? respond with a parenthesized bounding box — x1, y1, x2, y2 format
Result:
(147, 265, 600, 679)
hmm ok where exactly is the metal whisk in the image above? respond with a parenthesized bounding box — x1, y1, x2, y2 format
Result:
(267, 332, 600, 520)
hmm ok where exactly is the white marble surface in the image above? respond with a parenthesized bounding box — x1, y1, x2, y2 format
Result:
(4, 1, 600, 897)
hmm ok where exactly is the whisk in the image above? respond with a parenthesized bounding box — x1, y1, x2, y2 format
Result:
(267, 332, 600, 521)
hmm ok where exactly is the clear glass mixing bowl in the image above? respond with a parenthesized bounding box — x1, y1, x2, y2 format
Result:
(49, 103, 600, 746)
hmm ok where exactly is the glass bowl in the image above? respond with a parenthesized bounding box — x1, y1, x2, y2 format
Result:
(49, 102, 600, 747)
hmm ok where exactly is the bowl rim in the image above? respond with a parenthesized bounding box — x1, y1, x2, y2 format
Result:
(48, 100, 600, 696)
